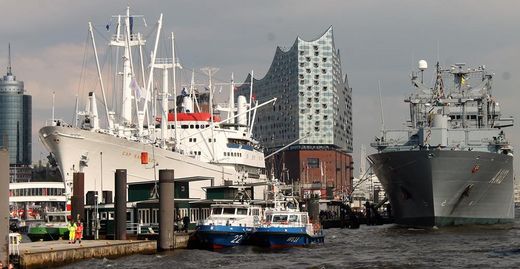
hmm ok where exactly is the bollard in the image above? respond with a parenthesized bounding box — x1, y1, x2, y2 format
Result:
(72, 172, 85, 222)
(114, 169, 127, 240)
(306, 197, 320, 224)
(0, 149, 9, 266)
(23, 202, 28, 220)
(159, 169, 175, 251)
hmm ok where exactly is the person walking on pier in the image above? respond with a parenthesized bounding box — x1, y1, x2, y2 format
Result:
(75, 221, 84, 243)
(175, 214, 181, 232)
(67, 220, 77, 244)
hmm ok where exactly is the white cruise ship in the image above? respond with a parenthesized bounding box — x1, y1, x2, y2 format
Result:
(39, 7, 273, 207)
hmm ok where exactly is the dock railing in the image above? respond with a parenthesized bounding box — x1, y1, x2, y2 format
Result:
(126, 222, 140, 234)
(136, 223, 159, 235)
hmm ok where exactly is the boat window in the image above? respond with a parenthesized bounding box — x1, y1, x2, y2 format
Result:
(265, 214, 272, 222)
(211, 208, 222, 215)
(252, 209, 260, 216)
(302, 215, 308, 224)
(237, 208, 248, 215)
(289, 215, 299, 222)
(223, 208, 236, 214)
(272, 215, 288, 223)
(181, 125, 188, 129)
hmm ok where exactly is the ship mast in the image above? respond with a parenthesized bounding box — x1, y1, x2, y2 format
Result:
(201, 67, 219, 161)
(107, 7, 147, 130)
(121, 10, 133, 125)
(88, 22, 113, 131)
(151, 57, 173, 148)
(139, 13, 163, 136)
(172, 33, 181, 149)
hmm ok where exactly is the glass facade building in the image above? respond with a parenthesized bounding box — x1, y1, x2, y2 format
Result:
(0, 67, 32, 165)
(237, 27, 354, 197)
(238, 27, 352, 152)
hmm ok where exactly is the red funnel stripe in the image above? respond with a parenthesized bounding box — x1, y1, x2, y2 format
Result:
(156, 112, 221, 122)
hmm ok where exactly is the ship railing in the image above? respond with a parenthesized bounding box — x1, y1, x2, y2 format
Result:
(45, 119, 69, 127)
(154, 58, 173, 65)
(111, 34, 142, 42)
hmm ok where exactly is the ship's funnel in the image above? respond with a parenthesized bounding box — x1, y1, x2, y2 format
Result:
(182, 96, 193, 113)
(237, 95, 247, 126)
(432, 114, 448, 129)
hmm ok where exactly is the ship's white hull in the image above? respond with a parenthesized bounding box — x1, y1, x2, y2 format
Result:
(39, 126, 265, 201)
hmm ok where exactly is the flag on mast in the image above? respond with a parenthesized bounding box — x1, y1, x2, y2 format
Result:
(130, 78, 144, 99)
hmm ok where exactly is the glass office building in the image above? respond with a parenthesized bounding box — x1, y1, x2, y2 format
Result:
(238, 27, 352, 152)
(0, 56, 32, 165)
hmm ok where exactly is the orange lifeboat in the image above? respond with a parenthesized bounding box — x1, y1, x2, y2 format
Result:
(141, 152, 149, 164)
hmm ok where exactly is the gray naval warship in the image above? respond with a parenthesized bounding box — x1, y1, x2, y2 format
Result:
(369, 61, 514, 227)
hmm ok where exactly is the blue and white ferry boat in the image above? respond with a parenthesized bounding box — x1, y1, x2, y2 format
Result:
(250, 194, 324, 248)
(193, 193, 262, 249)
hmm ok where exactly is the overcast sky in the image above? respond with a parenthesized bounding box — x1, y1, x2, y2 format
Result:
(2, 0, 519, 179)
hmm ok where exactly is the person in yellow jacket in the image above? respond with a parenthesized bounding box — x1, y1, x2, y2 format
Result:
(67, 220, 77, 244)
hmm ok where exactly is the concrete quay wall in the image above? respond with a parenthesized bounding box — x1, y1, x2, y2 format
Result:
(19, 240, 156, 269)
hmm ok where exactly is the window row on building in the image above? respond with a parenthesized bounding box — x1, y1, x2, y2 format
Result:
(9, 187, 65, 197)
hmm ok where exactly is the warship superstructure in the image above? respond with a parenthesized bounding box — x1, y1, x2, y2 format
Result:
(369, 61, 514, 227)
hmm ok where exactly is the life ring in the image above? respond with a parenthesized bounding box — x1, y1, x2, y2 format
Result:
(471, 165, 480, 174)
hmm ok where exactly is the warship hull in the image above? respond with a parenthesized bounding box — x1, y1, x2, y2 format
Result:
(368, 150, 514, 227)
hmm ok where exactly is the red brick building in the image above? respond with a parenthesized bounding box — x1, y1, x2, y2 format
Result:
(269, 146, 353, 199)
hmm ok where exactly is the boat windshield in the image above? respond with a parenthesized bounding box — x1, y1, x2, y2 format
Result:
(223, 208, 236, 214)
(272, 215, 288, 223)
(288, 214, 299, 223)
(237, 208, 248, 215)
(48, 215, 66, 222)
(211, 208, 223, 215)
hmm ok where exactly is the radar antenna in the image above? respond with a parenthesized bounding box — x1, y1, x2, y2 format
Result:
(7, 43, 12, 75)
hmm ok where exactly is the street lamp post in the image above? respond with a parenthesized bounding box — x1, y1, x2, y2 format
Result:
(94, 192, 99, 240)
(100, 152, 103, 203)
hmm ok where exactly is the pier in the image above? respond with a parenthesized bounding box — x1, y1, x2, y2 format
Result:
(18, 240, 154, 269)
(13, 234, 191, 269)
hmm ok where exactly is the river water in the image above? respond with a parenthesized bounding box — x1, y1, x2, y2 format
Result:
(61, 208, 520, 269)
